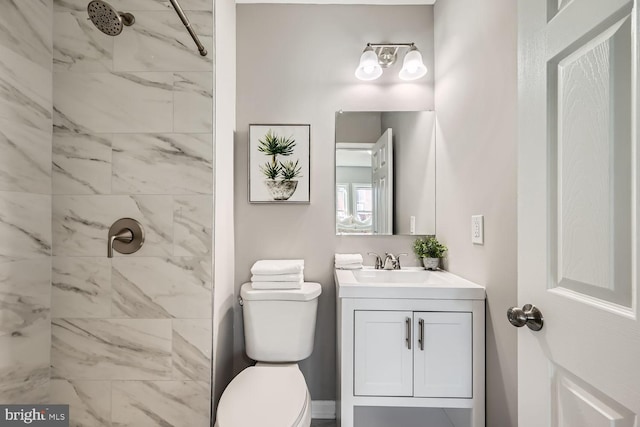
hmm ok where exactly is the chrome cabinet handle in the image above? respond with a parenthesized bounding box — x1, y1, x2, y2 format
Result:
(507, 304, 544, 331)
(418, 318, 425, 351)
(405, 317, 411, 350)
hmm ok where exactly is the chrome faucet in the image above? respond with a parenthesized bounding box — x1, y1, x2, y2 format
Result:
(383, 253, 408, 270)
(367, 252, 383, 269)
(368, 252, 407, 269)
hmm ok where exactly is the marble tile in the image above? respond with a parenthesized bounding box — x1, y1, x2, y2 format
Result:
(52, 195, 172, 257)
(113, 11, 213, 72)
(51, 319, 172, 380)
(0, 192, 52, 263)
(0, 372, 49, 404)
(0, 44, 52, 130)
(174, 72, 213, 133)
(172, 319, 211, 381)
(112, 381, 210, 427)
(50, 380, 111, 427)
(52, 257, 111, 318)
(174, 196, 212, 256)
(0, 118, 52, 194)
(0, 0, 53, 70)
(54, 10, 114, 72)
(55, 0, 167, 12)
(112, 257, 211, 318)
(0, 259, 51, 404)
(112, 133, 213, 195)
(53, 132, 112, 195)
(55, 0, 211, 12)
(54, 72, 173, 133)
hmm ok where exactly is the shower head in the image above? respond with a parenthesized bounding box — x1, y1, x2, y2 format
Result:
(87, 0, 135, 36)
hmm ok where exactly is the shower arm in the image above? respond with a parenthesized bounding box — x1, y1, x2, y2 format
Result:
(168, 0, 208, 56)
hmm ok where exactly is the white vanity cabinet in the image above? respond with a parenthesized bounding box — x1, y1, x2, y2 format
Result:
(335, 268, 485, 427)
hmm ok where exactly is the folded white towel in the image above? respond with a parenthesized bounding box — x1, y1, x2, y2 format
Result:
(251, 280, 303, 290)
(335, 253, 363, 265)
(251, 259, 304, 275)
(251, 273, 304, 282)
(335, 264, 363, 270)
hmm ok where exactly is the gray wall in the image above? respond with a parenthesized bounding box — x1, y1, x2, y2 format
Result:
(381, 111, 435, 235)
(50, 1, 214, 425)
(0, 0, 53, 404)
(236, 4, 434, 400)
(434, 0, 518, 425)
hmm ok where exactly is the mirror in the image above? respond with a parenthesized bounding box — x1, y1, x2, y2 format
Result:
(335, 111, 435, 235)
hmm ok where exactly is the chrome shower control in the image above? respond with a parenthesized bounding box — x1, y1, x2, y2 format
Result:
(108, 218, 144, 258)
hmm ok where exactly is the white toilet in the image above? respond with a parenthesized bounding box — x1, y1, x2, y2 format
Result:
(215, 282, 322, 427)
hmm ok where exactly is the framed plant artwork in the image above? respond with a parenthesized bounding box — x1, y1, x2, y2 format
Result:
(249, 124, 311, 203)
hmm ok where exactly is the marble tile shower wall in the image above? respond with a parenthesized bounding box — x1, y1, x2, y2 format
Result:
(0, 1, 53, 405)
(51, 0, 214, 425)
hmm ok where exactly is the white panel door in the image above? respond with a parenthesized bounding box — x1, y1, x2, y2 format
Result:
(518, 0, 640, 425)
(372, 128, 393, 234)
(413, 312, 472, 398)
(354, 310, 412, 397)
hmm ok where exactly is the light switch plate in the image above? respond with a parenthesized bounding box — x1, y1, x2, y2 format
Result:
(472, 215, 484, 245)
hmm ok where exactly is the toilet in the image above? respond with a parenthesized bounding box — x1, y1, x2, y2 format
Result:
(215, 282, 322, 427)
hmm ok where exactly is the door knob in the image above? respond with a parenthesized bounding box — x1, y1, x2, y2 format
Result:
(507, 304, 544, 331)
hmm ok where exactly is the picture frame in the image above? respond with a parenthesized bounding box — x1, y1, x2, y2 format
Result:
(249, 124, 311, 203)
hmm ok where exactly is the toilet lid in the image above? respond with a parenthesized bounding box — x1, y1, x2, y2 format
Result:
(217, 364, 309, 427)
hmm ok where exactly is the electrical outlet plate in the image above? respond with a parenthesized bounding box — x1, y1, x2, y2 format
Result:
(472, 215, 484, 245)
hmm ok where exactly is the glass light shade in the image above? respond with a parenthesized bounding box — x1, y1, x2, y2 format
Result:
(399, 47, 427, 81)
(355, 48, 382, 81)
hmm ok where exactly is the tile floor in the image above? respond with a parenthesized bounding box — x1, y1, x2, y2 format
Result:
(311, 420, 337, 427)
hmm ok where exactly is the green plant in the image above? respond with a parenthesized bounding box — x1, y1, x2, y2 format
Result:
(257, 129, 297, 180)
(280, 159, 302, 180)
(413, 236, 447, 259)
(257, 130, 296, 163)
(259, 161, 281, 180)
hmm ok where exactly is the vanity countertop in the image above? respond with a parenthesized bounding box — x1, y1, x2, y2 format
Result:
(335, 267, 486, 300)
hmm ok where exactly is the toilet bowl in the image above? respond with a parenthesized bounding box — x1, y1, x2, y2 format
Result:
(215, 364, 311, 427)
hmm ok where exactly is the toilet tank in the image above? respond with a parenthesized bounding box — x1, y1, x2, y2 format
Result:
(240, 282, 322, 362)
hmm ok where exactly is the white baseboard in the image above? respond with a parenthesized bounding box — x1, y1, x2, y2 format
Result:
(311, 400, 336, 419)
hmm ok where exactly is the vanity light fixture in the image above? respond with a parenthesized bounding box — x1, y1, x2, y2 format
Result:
(355, 43, 427, 81)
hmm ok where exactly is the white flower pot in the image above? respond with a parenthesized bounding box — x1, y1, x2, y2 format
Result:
(264, 179, 298, 200)
(422, 257, 440, 270)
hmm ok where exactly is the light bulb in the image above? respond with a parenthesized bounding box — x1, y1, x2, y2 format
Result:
(399, 46, 427, 81)
(355, 46, 382, 81)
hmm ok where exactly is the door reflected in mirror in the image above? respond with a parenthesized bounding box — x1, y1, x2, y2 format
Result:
(335, 111, 435, 236)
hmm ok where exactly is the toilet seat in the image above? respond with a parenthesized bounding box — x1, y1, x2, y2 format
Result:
(216, 364, 311, 427)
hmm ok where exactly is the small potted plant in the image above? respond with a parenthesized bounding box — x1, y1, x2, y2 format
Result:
(413, 236, 447, 270)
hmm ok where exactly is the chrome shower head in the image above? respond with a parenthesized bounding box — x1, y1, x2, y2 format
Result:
(87, 0, 135, 36)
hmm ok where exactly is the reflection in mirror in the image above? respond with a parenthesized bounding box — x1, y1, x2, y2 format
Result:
(335, 111, 435, 236)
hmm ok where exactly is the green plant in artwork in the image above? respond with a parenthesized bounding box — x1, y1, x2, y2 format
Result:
(258, 129, 296, 179)
(259, 161, 281, 180)
(280, 159, 302, 181)
(257, 129, 304, 201)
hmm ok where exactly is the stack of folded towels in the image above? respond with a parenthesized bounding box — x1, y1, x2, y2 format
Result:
(250, 259, 304, 289)
(334, 253, 364, 270)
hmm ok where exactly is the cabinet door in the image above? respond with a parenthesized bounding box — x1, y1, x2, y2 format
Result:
(354, 310, 413, 396)
(414, 312, 472, 398)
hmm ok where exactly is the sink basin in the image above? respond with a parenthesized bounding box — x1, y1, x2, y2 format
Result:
(335, 267, 485, 300)
(352, 269, 448, 284)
